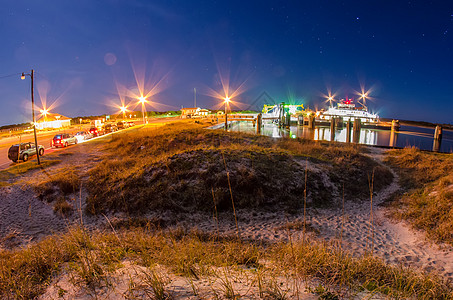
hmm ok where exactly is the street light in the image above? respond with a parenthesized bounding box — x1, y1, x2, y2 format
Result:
(120, 106, 127, 120)
(224, 96, 230, 130)
(138, 95, 147, 125)
(40, 109, 48, 121)
(328, 96, 334, 107)
(21, 69, 40, 165)
(360, 93, 367, 109)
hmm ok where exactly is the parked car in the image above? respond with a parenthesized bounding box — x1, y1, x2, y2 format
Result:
(103, 123, 117, 133)
(117, 121, 125, 130)
(8, 142, 44, 162)
(127, 121, 135, 127)
(89, 127, 102, 137)
(51, 133, 77, 148)
(75, 131, 93, 143)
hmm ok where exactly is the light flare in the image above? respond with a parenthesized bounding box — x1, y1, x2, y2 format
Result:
(205, 55, 253, 111)
(126, 54, 174, 113)
(34, 80, 65, 118)
(353, 85, 376, 108)
(320, 89, 338, 107)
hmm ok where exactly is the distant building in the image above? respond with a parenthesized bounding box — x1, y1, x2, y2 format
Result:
(35, 113, 71, 130)
(180, 107, 210, 118)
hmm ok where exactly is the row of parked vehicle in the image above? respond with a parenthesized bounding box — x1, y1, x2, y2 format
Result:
(88, 121, 135, 137)
(7, 121, 136, 163)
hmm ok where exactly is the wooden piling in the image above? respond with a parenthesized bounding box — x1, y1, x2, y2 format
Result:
(308, 115, 315, 129)
(391, 120, 400, 131)
(330, 117, 336, 141)
(346, 120, 351, 143)
(335, 116, 343, 128)
(352, 118, 361, 143)
(353, 118, 361, 132)
(433, 139, 441, 152)
(434, 125, 442, 140)
(433, 125, 442, 152)
(256, 113, 262, 134)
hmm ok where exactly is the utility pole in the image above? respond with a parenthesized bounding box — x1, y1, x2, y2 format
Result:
(194, 87, 196, 107)
(21, 69, 40, 165)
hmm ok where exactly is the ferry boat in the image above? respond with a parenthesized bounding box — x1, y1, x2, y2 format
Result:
(317, 99, 379, 123)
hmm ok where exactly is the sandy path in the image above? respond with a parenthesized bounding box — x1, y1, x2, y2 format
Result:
(179, 148, 453, 280)
(0, 186, 67, 247)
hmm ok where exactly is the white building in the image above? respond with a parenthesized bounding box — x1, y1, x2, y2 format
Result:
(180, 107, 210, 118)
(35, 113, 71, 130)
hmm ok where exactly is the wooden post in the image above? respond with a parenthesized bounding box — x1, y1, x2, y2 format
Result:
(434, 125, 442, 140)
(330, 117, 336, 141)
(353, 118, 361, 132)
(346, 120, 351, 143)
(335, 116, 343, 128)
(433, 125, 442, 152)
(353, 118, 361, 143)
(256, 113, 262, 134)
(391, 120, 400, 131)
(308, 115, 315, 129)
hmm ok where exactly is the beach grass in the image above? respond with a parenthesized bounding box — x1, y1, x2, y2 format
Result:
(0, 226, 451, 299)
(385, 147, 453, 245)
(85, 121, 393, 215)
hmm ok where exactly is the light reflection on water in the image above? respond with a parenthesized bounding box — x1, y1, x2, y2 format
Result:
(227, 121, 453, 153)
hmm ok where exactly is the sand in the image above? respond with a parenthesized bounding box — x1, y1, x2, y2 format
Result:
(1, 145, 452, 298)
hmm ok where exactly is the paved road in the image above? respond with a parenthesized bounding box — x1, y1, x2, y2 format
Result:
(0, 117, 180, 171)
(0, 127, 85, 170)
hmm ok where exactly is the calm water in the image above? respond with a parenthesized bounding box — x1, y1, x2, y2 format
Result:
(227, 121, 453, 153)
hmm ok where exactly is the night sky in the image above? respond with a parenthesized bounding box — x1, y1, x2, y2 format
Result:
(1, 1, 452, 126)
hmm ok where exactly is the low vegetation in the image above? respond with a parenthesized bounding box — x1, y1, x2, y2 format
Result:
(0, 158, 60, 187)
(34, 167, 81, 202)
(9, 121, 453, 298)
(385, 147, 453, 245)
(86, 121, 392, 214)
(0, 226, 451, 299)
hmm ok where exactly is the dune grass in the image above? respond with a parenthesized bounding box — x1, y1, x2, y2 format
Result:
(1, 123, 451, 298)
(0, 226, 451, 299)
(0, 159, 61, 187)
(385, 147, 453, 245)
(85, 121, 392, 215)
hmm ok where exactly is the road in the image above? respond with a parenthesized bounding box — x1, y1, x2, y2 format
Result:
(0, 117, 180, 171)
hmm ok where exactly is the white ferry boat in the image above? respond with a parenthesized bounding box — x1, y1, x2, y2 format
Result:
(318, 99, 379, 123)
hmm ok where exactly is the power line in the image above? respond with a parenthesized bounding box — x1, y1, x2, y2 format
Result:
(0, 73, 22, 80)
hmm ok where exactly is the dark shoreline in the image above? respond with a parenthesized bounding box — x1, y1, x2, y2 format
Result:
(381, 118, 453, 130)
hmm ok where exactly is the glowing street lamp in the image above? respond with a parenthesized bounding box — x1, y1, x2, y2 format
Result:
(224, 96, 230, 130)
(328, 96, 334, 107)
(120, 106, 127, 120)
(138, 95, 147, 124)
(40, 108, 48, 121)
(360, 93, 368, 109)
(21, 69, 40, 165)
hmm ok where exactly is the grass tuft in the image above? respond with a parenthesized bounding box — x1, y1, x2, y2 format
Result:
(385, 148, 453, 245)
(1, 226, 451, 299)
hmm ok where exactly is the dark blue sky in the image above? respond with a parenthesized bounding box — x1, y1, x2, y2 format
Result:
(1, 0, 452, 126)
